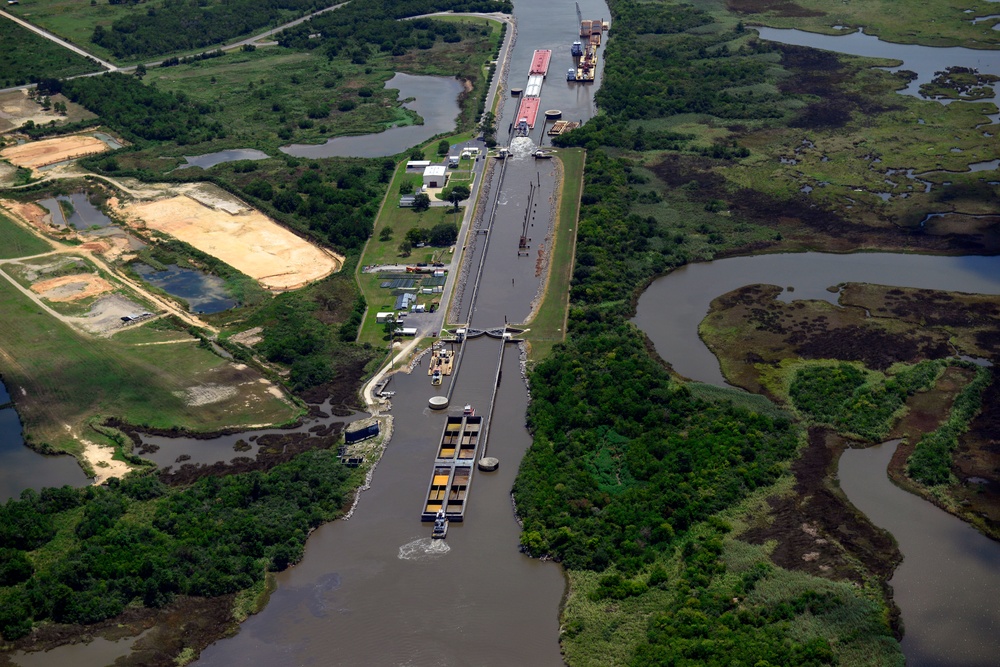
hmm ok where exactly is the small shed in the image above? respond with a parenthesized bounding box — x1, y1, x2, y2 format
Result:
(399, 195, 416, 208)
(447, 155, 460, 168)
(376, 312, 394, 323)
(423, 165, 447, 188)
(398, 327, 418, 336)
(407, 160, 431, 170)
(395, 292, 417, 311)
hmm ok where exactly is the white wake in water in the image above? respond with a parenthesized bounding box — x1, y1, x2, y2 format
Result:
(509, 136, 535, 158)
(398, 537, 451, 561)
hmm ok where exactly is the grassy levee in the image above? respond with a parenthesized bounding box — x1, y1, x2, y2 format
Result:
(0, 212, 52, 259)
(0, 273, 297, 454)
(521, 148, 583, 361)
(0, 20, 101, 88)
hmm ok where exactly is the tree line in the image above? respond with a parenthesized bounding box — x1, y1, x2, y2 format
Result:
(0, 451, 353, 640)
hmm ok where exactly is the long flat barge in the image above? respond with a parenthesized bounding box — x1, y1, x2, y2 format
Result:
(516, 97, 541, 129)
(421, 408, 483, 521)
(529, 49, 552, 76)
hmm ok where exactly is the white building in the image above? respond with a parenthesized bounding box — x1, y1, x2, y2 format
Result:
(423, 165, 447, 189)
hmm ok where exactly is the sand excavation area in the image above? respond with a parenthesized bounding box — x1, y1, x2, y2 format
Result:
(1, 135, 109, 170)
(123, 185, 343, 290)
(0, 91, 95, 134)
(31, 273, 115, 302)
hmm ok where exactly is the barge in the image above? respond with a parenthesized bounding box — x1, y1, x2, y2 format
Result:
(421, 408, 484, 522)
(529, 49, 552, 76)
(516, 97, 541, 130)
(427, 344, 454, 377)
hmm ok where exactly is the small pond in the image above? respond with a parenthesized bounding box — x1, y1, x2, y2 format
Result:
(756, 27, 1000, 101)
(132, 263, 237, 314)
(0, 380, 87, 501)
(280, 73, 464, 159)
(176, 148, 270, 170)
(38, 193, 114, 230)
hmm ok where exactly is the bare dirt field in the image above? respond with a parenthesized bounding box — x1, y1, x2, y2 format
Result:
(31, 272, 114, 302)
(1, 134, 109, 169)
(123, 186, 343, 290)
(75, 293, 150, 335)
(0, 90, 95, 135)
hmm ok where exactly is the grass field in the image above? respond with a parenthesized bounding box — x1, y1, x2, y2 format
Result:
(0, 19, 100, 87)
(0, 274, 297, 453)
(0, 211, 52, 259)
(522, 148, 584, 361)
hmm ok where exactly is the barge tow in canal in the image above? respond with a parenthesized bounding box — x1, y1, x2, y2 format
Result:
(421, 405, 482, 524)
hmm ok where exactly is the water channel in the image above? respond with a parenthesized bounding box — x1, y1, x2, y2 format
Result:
(280, 73, 465, 159)
(635, 252, 1000, 387)
(840, 442, 1000, 666)
(195, 0, 611, 663)
(756, 27, 1000, 102)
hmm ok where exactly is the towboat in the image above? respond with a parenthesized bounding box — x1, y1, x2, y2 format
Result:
(463, 404, 475, 416)
(432, 510, 449, 539)
(431, 369, 443, 386)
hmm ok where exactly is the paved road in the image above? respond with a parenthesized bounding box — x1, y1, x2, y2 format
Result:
(0, 8, 116, 71)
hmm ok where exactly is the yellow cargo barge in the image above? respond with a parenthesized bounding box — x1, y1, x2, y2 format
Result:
(421, 407, 483, 522)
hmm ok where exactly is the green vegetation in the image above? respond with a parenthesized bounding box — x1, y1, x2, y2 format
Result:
(561, 484, 902, 666)
(48, 74, 225, 145)
(908, 366, 991, 485)
(789, 360, 943, 441)
(0, 213, 51, 259)
(5, 0, 143, 62)
(91, 0, 329, 59)
(517, 321, 797, 571)
(0, 20, 99, 88)
(510, 0, 961, 661)
(0, 450, 354, 639)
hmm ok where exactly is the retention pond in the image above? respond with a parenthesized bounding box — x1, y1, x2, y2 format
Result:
(132, 263, 237, 314)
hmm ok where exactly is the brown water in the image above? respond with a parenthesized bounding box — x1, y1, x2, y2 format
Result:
(839, 442, 1000, 666)
(197, 339, 565, 666)
(195, 1, 611, 663)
